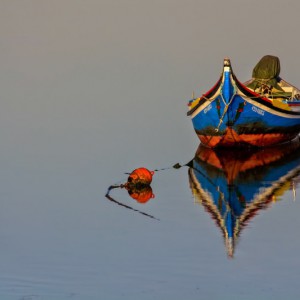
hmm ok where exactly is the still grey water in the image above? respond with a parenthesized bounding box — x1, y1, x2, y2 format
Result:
(2, 1, 300, 299)
(1, 121, 300, 300)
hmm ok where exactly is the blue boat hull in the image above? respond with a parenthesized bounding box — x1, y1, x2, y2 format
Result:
(188, 58, 300, 147)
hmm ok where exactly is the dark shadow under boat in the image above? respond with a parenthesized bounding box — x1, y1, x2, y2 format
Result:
(188, 140, 300, 257)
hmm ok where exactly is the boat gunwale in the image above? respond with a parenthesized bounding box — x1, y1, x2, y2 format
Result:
(187, 75, 222, 116)
(233, 73, 300, 116)
(187, 67, 300, 117)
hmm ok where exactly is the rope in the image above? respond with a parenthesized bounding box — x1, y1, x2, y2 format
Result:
(105, 161, 195, 220)
(202, 95, 217, 102)
(105, 185, 159, 220)
(215, 92, 236, 132)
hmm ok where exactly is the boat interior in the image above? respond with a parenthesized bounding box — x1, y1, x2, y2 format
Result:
(244, 77, 300, 101)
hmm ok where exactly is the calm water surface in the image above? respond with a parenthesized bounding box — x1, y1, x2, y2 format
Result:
(1, 129, 300, 299)
(2, 1, 300, 299)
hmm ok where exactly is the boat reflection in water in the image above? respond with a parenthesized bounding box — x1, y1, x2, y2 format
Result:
(188, 140, 300, 257)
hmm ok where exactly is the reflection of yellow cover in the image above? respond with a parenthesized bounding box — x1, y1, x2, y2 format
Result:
(272, 181, 291, 201)
(272, 98, 290, 111)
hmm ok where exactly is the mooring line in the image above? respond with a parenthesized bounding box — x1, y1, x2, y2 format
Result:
(105, 186, 159, 221)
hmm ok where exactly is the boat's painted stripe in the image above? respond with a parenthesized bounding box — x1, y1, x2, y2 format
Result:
(234, 75, 300, 116)
(190, 78, 300, 119)
(190, 98, 217, 119)
(223, 69, 232, 102)
(187, 76, 222, 116)
(238, 96, 300, 119)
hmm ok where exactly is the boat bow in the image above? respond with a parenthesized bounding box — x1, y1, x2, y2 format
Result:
(187, 56, 300, 147)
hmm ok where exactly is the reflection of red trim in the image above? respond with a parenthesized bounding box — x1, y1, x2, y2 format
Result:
(195, 140, 300, 182)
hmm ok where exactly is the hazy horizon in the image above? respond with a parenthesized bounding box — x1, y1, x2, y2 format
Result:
(1, 1, 300, 299)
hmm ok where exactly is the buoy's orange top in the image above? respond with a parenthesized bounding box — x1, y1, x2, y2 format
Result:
(127, 167, 154, 185)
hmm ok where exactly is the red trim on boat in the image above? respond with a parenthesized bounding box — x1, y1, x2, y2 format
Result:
(233, 75, 272, 104)
(202, 76, 222, 99)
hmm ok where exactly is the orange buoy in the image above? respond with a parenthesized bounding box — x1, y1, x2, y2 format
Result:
(127, 185, 155, 204)
(127, 167, 154, 185)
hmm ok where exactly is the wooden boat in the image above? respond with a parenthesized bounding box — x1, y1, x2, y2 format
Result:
(187, 55, 300, 148)
(188, 141, 300, 257)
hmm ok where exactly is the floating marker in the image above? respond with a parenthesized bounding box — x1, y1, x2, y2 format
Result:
(127, 167, 154, 185)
